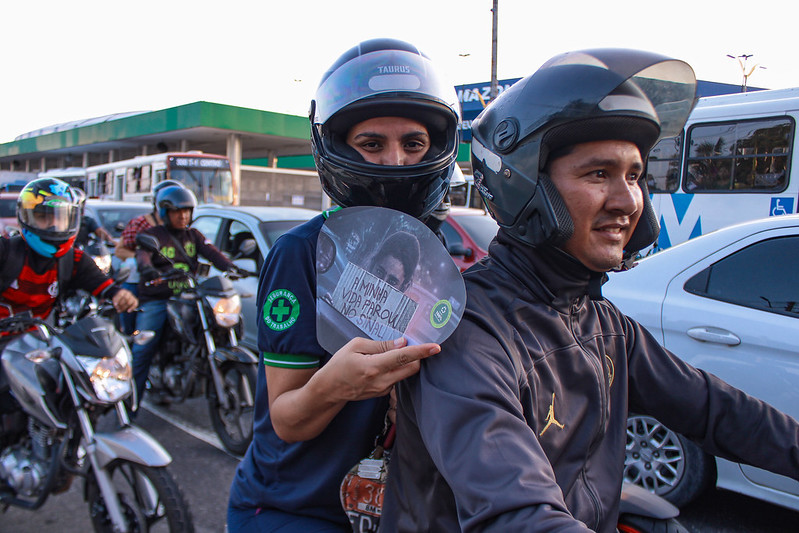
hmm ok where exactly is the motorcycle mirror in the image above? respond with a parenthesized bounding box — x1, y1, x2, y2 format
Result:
(135, 233, 161, 253)
(238, 238, 257, 257)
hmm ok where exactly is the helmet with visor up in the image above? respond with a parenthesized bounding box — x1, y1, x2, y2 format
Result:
(470, 48, 697, 256)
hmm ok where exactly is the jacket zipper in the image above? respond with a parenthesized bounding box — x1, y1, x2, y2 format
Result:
(569, 298, 608, 529)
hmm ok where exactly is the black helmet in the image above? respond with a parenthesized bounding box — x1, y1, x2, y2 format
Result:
(310, 38, 461, 220)
(17, 177, 82, 258)
(470, 48, 696, 255)
(157, 186, 197, 228)
(151, 179, 185, 209)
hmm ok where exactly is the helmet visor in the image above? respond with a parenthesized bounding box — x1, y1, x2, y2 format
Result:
(313, 48, 459, 126)
(531, 49, 696, 140)
(18, 190, 80, 235)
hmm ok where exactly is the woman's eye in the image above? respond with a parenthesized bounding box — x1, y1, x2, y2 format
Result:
(405, 140, 427, 151)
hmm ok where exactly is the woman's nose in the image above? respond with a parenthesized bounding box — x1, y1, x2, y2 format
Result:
(380, 144, 406, 166)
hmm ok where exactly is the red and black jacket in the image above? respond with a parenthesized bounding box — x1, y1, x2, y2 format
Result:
(0, 236, 117, 321)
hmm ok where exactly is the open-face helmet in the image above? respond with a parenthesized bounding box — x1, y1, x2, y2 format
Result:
(470, 48, 697, 256)
(17, 177, 82, 258)
(151, 179, 185, 209)
(310, 38, 461, 220)
(156, 186, 197, 229)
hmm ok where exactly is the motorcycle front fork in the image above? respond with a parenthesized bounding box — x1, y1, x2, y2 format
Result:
(63, 362, 131, 532)
(197, 300, 230, 410)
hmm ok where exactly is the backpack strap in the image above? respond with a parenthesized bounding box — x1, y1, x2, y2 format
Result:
(0, 237, 27, 296)
(56, 247, 75, 301)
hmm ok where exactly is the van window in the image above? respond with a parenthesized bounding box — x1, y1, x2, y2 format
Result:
(646, 135, 682, 192)
(684, 117, 793, 193)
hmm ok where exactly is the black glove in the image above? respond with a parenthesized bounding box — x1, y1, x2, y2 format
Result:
(140, 265, 160, 281)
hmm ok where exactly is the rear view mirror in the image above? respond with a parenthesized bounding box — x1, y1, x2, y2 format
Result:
(447, 243, 473, 259)
(135, 233, 160, 253)
(238, 238, 257, 257)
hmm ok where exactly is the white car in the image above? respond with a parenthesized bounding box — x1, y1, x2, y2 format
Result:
(192, 205, 320, 351)
(603, 214, 799, 510)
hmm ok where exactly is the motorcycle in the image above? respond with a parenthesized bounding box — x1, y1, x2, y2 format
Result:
(0, 304, 194, 532)
(135, 233, 258, 456)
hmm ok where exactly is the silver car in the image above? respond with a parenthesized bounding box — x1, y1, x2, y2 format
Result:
(603, 214, 799, 511)
(192, 205, 319, 351)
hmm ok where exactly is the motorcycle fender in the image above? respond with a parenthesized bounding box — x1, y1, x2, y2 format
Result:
(91, 426, 172, 469)
(211, 345, 258, 365)
(618, 482, 679, 520)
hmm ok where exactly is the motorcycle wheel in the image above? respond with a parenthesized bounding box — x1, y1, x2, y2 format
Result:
(208, 361, 257, 455)
(87, 461, 194, 533)
(618, 515, 689, 533)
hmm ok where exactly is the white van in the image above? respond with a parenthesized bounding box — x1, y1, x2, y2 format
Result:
(646, 87, 798, 251)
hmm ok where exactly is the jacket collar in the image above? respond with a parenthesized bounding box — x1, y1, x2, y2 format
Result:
(489, 229, 606, 309)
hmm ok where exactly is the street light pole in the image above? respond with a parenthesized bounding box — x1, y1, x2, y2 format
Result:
(490, 0, 498, 101)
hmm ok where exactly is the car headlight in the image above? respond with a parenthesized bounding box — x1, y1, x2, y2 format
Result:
(207, 294, 241, 328)
(93, 253, 112, 274)
(77, 347, 132, 403)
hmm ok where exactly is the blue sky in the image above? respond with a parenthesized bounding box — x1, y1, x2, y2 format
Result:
(1, 0, 790, 143)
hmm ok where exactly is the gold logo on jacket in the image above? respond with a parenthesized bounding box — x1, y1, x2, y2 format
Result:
(539, 392, 565, 437)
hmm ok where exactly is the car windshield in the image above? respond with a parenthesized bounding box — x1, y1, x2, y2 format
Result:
(259, 220, 309, 247)
(0, 198, 15, 218)
(96, 207, 150, 237)
(453, 215, 499, 250)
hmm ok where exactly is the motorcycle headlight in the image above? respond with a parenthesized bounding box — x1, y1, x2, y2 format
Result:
(93, 253, 112, 275)
(77, 347, 132, 403)
(207, 294, 241, 328)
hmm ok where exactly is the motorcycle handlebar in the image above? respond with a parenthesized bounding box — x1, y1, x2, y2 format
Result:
(144, 268, 190, 287)
(0, 314, 57, 335)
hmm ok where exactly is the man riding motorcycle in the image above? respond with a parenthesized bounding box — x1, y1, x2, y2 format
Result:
(0, 177, 138, 414)
(131, 186, 243, 403)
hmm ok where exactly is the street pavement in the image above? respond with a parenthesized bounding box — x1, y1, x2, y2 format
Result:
(2, 397, 799, 532)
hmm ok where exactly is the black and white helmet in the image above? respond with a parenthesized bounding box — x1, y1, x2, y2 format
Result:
(470, 48, 697, 256)
(310, 38, 461, 220)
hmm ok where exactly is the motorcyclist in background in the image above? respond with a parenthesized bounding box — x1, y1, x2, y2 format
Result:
(0, 178, 138, 414)
(115, 180, 186, 334)
(73, 187, 116, 249)
(131, 185, 243, 403)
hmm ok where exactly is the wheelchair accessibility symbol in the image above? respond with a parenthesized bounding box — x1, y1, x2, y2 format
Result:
(770, 197, 795, 216)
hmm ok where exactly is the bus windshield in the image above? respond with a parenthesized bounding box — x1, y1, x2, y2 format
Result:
(170, 167, 233, 204)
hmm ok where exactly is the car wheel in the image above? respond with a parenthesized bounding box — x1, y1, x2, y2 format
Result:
(624, 414, 716, 507)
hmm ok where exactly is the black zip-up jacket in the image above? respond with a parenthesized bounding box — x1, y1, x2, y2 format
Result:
(135, 225, 235, 303)
(382, 230, 799, 532)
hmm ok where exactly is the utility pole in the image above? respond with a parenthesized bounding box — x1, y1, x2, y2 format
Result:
(490, 0, 498, 101)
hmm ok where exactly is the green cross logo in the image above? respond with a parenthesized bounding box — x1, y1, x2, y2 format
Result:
(263, 289, 300, 331)
(430, 299, 452, 329)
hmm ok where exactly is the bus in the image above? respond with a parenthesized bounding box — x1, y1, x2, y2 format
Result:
(38, 167, 88, 190)
(646, 87, 798, 252)
(85, 152, 233, 205)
